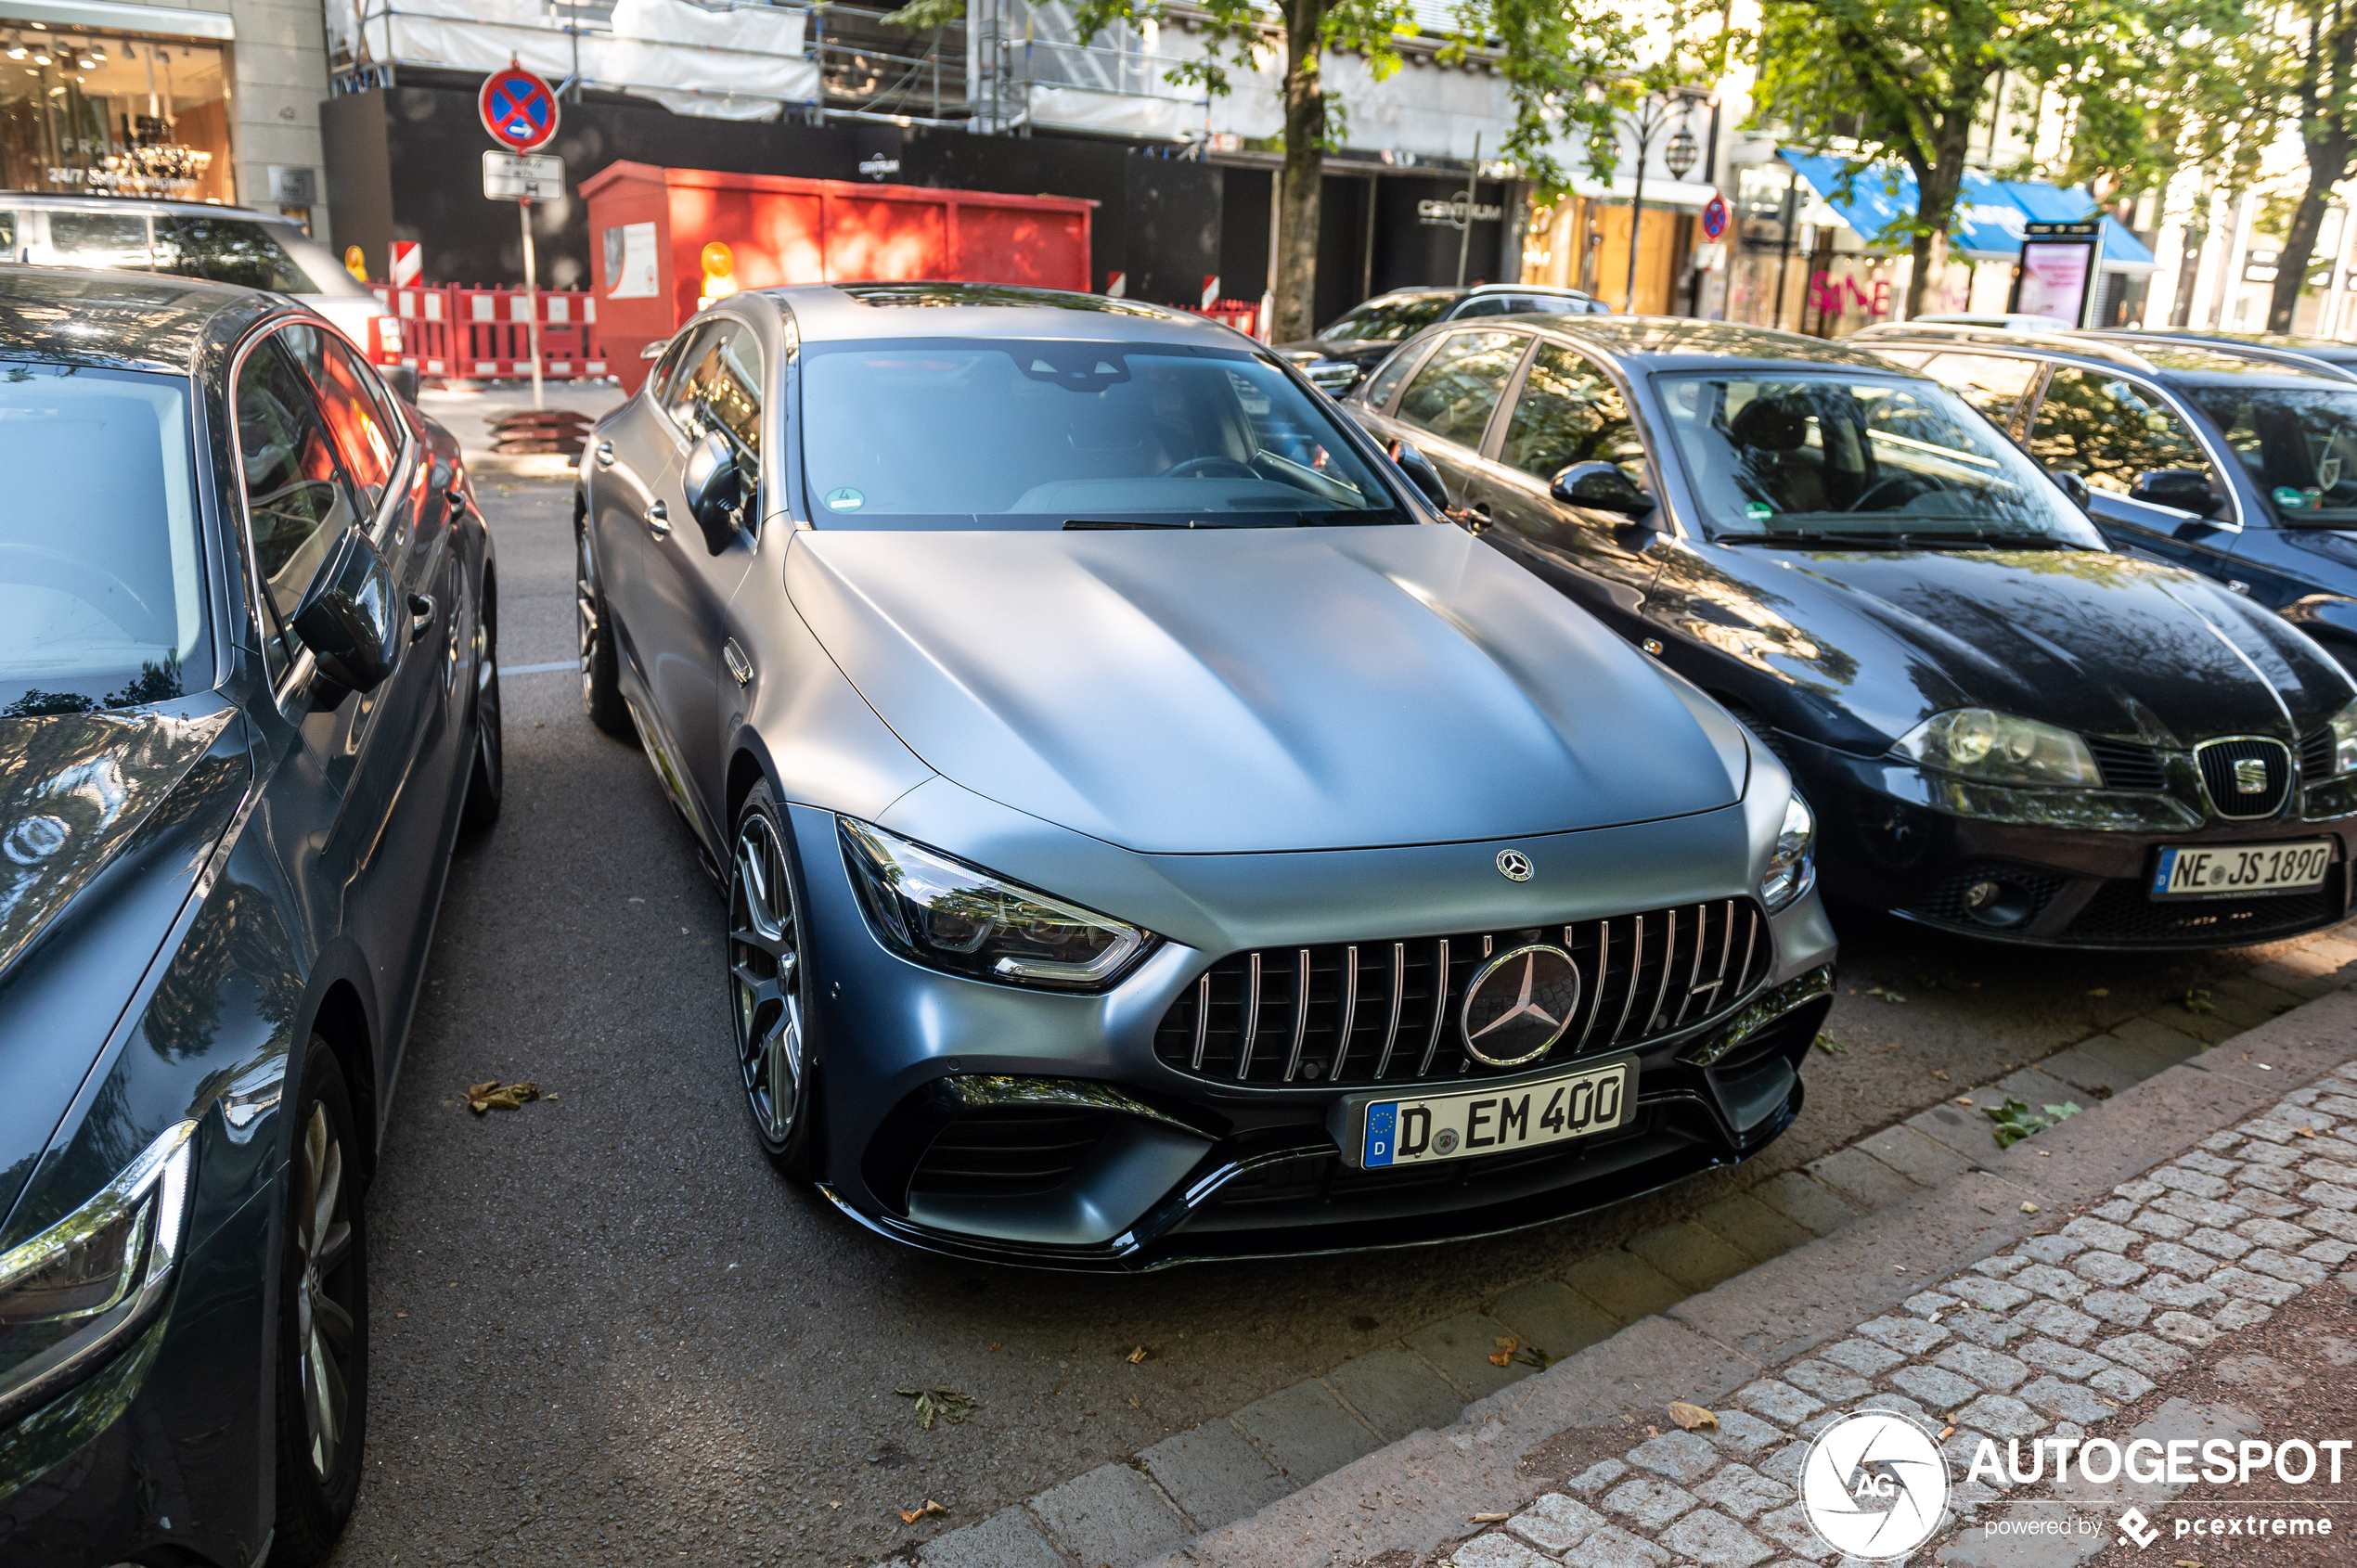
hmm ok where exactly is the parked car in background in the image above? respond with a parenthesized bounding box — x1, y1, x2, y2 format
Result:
(1280, 283, 1608, 394)
(1861, 322, 2357, 677)
(2097, 327, 2357, 379)
(577, 282, 1834, 1269)
(2, 191, 406, 381)
(1349, 314, 2357, 949)
(0, 268, 497, 1562)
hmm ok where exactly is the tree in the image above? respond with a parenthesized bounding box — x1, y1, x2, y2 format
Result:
(1746, 0, 2215, 319)
(2246, 2, 2357, 333)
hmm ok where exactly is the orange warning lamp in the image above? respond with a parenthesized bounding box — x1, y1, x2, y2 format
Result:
(343, 244, 367, 282)
(699, 241, 738, 310)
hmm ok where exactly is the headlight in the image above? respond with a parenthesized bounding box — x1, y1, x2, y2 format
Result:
(2327, 699, 2357, 777)
(0, 1121, 195, 1416)
(839, 818, 1153, 990)
(1892, 708, 2100, 787)
(1760, 794, 1815, 913)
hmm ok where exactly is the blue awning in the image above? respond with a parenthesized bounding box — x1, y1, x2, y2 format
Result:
(1778, 152, 2157, 273)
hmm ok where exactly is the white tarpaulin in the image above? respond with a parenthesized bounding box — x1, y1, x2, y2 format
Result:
(334, 0, 818, 121)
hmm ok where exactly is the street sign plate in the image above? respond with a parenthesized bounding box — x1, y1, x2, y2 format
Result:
(480, 64, 560, 153)
(1700, 191, 1730, 240)
(483, 150, 565, 201)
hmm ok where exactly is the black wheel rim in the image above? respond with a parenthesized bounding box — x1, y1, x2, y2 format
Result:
(730, 812, 805, 1145)
(477, 655, 503, 800)
(575, 531, 599, 717)
(294, 1102, 354, 1479)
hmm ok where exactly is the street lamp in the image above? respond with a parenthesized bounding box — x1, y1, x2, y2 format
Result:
(1618, 92, 1703, 311)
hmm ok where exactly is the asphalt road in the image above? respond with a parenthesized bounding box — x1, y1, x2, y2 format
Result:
(328, 469, 2335, 1568)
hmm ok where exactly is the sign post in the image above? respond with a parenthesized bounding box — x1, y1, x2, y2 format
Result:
(2009, 219, 2106, 328)
(479, 61, 561, 407)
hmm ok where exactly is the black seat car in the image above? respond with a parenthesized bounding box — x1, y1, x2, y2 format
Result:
(0, 269, 496, 1562)
(1347, 315, 2357, 949)
(1859, 322, 2357, 678)
(1279, 284, 1607, 394)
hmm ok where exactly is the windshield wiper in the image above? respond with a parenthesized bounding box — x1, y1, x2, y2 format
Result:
(1063, 519, 1196, 530)
(1719, 530, 1924, 548)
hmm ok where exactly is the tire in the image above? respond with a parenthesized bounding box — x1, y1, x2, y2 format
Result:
(268, 1035, 368, 1567)
(728, 782, 821, 1179)
(576, 515, 634, 740)
(460, 586, 503, 832)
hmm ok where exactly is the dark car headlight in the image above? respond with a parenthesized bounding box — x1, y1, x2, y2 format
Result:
(839, 818, 1153, 990)
(2325, 699, 2357, 777)
(1760, 795, 1815, 913)
(1893, 707, 2100, 787)
(0, 1121, 195, 1416)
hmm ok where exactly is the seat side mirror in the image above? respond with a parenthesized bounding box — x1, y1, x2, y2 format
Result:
(1551, 461, 1656, 519)
(2049, 466, 2091, 509)
(2128, 467, 2222, 519)
(291, 525, 397, 702)
(1386, 439, 1452, 513)
(683, 430, 744, 554)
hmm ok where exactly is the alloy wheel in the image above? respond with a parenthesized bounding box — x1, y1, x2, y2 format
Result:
(730, 812, 805, 1145)
(293, 1102, 354, 1479)
(575, 531, 600, 719)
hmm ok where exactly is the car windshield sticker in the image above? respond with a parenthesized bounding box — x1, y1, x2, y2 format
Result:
(825, 487, 865, 510)
(2275, 485, 2310, 509)
(1745, 500, 1774, 521)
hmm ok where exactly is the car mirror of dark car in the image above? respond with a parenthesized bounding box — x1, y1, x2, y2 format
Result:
(2048, 466, 2092, 510)
(2127, 468, 2222, 518)
(291, 525, 397, 703)
(1385, 439, 1452, 513)
(683, 431, 744, 554)
(1551, 461, 1656, 520)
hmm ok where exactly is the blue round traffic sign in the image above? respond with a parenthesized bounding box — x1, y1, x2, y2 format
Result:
(480, 64, 560, 153)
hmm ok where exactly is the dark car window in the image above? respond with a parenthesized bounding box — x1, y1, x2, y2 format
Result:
(2187, 384, 2357, 524)
(799, 339, 1404, 529)
(278, 325, 399, 513)
(1658, 372, 2106, 546)
(673, 322, 763, 456)
(2026, 368, 2212, 495)
(660, 322, 722, 431)
(47, 211, 148, 269)
(1500, 342, 1644, 482)
(0, 360, 205, 714)
(1395, 330, 1525, 450)
(1359, 344, 1422, 413)
(1316, 295, 1452, 343)
(0, 212, 14, 255)
(238, 332, 370, 643)
(153, 215, 319, 294)
(1913, 353, 2041, 428)
(1456, 294, 1591, 319)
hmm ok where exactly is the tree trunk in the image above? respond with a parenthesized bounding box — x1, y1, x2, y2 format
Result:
(1904, 148, 1967, 319)
(2271, 179, 2337, 333)
(1271, 0, 1326, 342)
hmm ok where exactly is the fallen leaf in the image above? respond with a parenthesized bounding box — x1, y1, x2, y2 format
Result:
(1126, 1345, 1149, 1365)
(988, 1341, 1002, 1352)
(1488, 1334, 1521, 1368)
(2182, 987, 2214, 1014)
(1867, 985, 1906, 1004)
(2297, 1126, 2320, 1138)
(1814, 1033, 1848, 1056)
(2021, 1202, 2041, 1214)
(2100, 1397, 2122, 1408)
(1514, 1344, 1558, 1369)
(394, 1312, 407, 1318)
(1667, 1401, 1718, 1432)
(465, 1080, 539, 1114)
(1645, 1425, 1660, 1438)
(1471, 1512, 1511, 1523)
(895, 1385, 981, 1431)
(1929, 1069, 1951, 1082)
(1954, 1097, 1976, 1107)
(897, 1498, 948, 1523)
(2086, 987, 2109, 997)
(829, 1500, 842, 1510)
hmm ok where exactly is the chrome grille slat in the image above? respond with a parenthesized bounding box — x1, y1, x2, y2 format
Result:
(1282, 949, 1311, 1083)
(1189, 972, 1211, 1070)
(1733, 906, 1759, 995)
(1611, 915, 1646, 1045)
(1333, 945, 1360, 1082)
(1237, 952, 1264, 1081)
(1415, 938, 1450, 1076)
(1673, 904, 1711, 1026)
(1574, 919, 1609, 1053)
(1373, 942, 1406, 1078)
(1646, 908, 1680, 1034)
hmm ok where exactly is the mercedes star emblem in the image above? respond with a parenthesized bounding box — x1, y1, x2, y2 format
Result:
(1459, 945, 1581, 1066)
(1496, 849, 1533, 882)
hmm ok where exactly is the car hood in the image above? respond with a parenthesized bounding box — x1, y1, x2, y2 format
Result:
(785, 524, 1742, 854)
(1737, 546, 2348, 744)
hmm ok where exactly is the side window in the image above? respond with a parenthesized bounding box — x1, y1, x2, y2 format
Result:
(1500, 342, 1644, 482)
(1395, 330, 1526, 450)
(2027, 368, 2212, 493)
(47, 211, 149, 269)
(0, 212, 14, 256)
(647, 328, 702, 406)
(1360, 342, 1423, 413)
(1913, 353, 2040, 428)
(277, 324, 398, 512)
(1453, 295, 1511, 318)
(660, 324, 724, 431)
(677, 323, 763, 456)
(153, 217, 316, 293)
(236, 333, 369, 653)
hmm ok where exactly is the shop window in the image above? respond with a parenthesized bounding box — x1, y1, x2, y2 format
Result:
(0, 34, 235, 202)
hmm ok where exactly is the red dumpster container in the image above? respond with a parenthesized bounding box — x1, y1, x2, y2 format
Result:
(579, 161, 1096, 391)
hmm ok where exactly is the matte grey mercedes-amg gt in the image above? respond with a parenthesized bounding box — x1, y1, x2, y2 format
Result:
(574, 282, 1836, 1269)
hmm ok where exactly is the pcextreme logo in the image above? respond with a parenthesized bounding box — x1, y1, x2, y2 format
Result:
(1800, 1410, 1951, 1560)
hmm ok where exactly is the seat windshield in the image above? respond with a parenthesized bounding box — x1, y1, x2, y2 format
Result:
(799, 341, 1408, 529)
(0, 362, 205, 714)
(1316, 296, 1452, 343)
(2184, 385, 2357, 524)
(1658, 372, 2104, 548)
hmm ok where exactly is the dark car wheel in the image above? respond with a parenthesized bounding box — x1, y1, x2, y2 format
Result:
(460, 605, 503, 832)
(269, 1035, 367, 1566)
(576, 518, 635, 740)
(729, 782, 820, 1177)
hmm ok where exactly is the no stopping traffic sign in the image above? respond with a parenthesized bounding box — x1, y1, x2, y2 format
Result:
(481, 63, 560, 153)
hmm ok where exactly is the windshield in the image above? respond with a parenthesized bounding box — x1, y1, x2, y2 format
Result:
(1317, 296, 1451, 343)
(799, 341, 1409, 530)
(0, 362, 206, 714)
(2185, 385, 2357, 524)
(1658, 373, 2105, 548)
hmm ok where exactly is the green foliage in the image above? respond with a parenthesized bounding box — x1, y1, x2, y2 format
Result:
(1984, 1097, 2082, 1149)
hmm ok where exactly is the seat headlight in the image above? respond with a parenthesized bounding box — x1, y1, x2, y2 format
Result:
(0, 1121, 195, 1416)
(839, 818, 1153, 990)
(1761, 794, 1815, 913)
(2327, 699, 2357, 777)
(1893, 708, 2100, 788)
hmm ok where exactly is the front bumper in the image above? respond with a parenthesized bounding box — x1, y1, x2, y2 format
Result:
(1789, 735, 2357, 948)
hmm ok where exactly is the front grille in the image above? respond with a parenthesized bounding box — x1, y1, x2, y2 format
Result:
(2302, 725, 2338, 782)
(2196, 739, 2292, 819)
(2085, 738, 2168, 792)
(1153, 899, 1769, 1087)
(2062, 878, 2342, 945)
(907, 1107, 1112, 1199)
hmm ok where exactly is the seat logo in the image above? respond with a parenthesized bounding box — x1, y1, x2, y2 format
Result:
(2235, 756, 2269, 794)
(1496, 849, 1533, 881)
(1459, 945, 1580, 1066)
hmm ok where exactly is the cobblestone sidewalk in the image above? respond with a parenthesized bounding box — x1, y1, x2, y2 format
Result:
(1439, 1062, 2357, 1568)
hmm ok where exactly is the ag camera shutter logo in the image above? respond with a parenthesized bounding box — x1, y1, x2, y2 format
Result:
(1799, 1410, 1951, 1560)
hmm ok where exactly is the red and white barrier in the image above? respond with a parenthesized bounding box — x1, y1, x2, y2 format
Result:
(371, 284, 611, 382)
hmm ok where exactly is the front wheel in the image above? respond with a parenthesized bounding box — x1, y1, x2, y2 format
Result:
(268, 1036, 368, 1566)
(460, 606, 503, 831)
(577, 518, 634, 740)
(729, 783, 821, 1178)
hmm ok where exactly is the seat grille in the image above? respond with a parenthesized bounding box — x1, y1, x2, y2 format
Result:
(1153, 899, 1768, 1088)
(2195, 738, 2292, 819)
(2301, 725, 2338, 783)
(2085, 738, 2167, 792)
(2063, 879, 2341, 945)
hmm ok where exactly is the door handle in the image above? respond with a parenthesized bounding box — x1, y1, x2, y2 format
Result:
(723, 639, 753, 688)
(408, 593, 435, 641)
(644, 499, 670, 539)
(1460, 500, 1493, 533)
(595, 441, 615, 469)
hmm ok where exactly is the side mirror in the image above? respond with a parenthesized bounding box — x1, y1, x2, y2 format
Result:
(1550, 461, 1656, 519)
(2129, 468, 2222, 518)
(1386, 439, 1452, 513)
(2049, 467, 2092, 509)
(290, 525, 397, 702)
(683, 431, 743, 554)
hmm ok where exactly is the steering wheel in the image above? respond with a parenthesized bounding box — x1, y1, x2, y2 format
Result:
(0, 544, 158, 636)
(1848, 475, 1931, 513)
(1165, 456, 1259, 481)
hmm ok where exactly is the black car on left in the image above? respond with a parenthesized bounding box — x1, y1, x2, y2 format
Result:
(1348, 315, 2357, 948)
(0, 268, 497, 1563)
